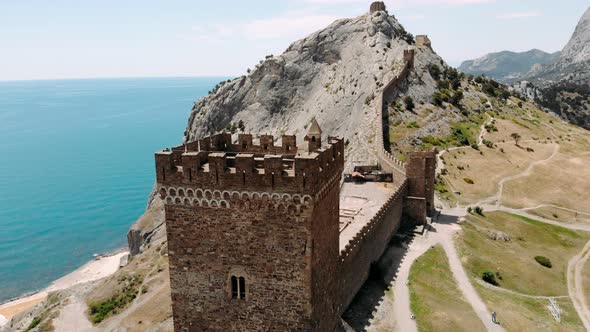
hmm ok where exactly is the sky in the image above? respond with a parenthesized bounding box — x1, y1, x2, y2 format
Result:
(0, 0, 588, 81)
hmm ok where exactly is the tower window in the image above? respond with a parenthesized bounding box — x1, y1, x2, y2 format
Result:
(231, 275, 246, 300)
(312, 136, 316, 142)
(231, 276, 238, 298)
(239, 277, 246, 299)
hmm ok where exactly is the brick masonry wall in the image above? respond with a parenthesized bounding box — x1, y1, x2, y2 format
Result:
(338, 180, 408, 312)
(166, 201, 314, 331)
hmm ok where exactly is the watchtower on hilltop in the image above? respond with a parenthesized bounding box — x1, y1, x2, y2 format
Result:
(156, 121, 344, 331)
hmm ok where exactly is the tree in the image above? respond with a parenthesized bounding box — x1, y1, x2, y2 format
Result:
(429, 64, 441, 81)
(403, 96, 415, 112)
(450, 91, 464, 107)
(510, 133, 522, 146)
(432, 92, 444, 106)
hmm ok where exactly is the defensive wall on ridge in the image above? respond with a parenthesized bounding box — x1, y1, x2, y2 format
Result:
(336, 47, 435, 313)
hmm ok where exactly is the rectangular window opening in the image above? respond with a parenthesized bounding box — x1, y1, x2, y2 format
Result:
(239, 277, 246, 299)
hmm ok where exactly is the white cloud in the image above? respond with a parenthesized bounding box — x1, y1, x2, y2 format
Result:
(191, 14, 340, 42)
(497, 11, 541, 19)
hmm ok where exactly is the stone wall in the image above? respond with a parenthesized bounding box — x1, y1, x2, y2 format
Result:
(166, 201, 314, 331)
(160, 134, 344, 331)
(374, 49, 415, 178)
(338, 180, 407, 312)
(405, 150, 437, 218)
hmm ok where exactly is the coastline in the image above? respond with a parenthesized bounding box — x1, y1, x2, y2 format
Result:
(0, 249, 128, 325)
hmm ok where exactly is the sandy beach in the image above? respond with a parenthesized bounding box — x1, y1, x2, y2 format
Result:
(0, 250, 128, 326)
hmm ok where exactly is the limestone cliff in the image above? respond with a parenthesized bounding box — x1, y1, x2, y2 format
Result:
(183, 9, 444, 169)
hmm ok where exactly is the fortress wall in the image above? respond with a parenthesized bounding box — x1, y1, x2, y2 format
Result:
(338, 179, 408, 313)
(374, 50, 415, 178)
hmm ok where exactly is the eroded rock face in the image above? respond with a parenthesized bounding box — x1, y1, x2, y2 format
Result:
(127, 197, 165, 257)
(184, 11, 444, 168)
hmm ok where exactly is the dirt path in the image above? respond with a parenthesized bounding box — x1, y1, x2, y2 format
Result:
(52, 295, 96, 332)
(474, 279, 569, 299)
(568, 240, 590, 330)
(390, 205, 504, 331)
(480, 205, 590, 232)
(494, 144, 559, 207)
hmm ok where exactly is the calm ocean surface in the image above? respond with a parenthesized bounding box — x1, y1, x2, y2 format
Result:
(0, 77, 221, 303)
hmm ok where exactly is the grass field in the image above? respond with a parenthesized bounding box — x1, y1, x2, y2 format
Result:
(409, 245, 485, 332)
(441, 102, 590, 214)
(456, 211, 589, 331)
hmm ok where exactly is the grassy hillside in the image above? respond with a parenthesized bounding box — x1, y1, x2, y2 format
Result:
(456, 211, 588, 331)
(409, 245, 485, 332)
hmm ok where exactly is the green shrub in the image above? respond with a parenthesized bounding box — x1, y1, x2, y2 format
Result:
(24, 317, 42, 332)
(432, 92, 444, 106)
(407, 121, 420, 128)
(482, 271, 498, 286)
(467, 207, 473, 214)
(471, 143, 479, 150)
(429, 64, 441, 81)
(484, 123, 498, 133)
(463, 178, 474, 184)
(421, 135, 443, 146)
(404, 96, 415, 112)
(534, 256, 552, 268)
(474, 206, 484, 215)
(450, 91, 464, 107)
(88, 274, 143, 324)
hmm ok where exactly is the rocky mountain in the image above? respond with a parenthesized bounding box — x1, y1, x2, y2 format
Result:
(459, 49, 560, 83)
(4, 4, 585, 332)
(519, 6, 590, 129)
(528, 7, 590, 85)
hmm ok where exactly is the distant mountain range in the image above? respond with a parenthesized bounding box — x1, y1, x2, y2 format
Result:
(460, 6, 590, 129)
(459, 49, 561, 83)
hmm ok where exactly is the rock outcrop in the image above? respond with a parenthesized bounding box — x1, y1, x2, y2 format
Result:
(183, 8, 445, 169)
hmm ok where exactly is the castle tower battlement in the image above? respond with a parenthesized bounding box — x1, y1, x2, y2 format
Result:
(155, 133, 344, 195)
(159, 121, 344, 331)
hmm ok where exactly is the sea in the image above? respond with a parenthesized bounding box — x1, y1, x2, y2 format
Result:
(0, 77, 222, 303)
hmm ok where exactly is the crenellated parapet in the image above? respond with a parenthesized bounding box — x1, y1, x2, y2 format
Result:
(339, 179, 407, 263)
(155, 133, 344, 195)
(374, 49, 415, 177)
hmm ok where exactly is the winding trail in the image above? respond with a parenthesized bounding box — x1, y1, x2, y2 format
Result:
(391, 206, 505, 331)
(568, 240, 590, 330)
(396, 110, 590, 331)
(486, 144, 559, 206)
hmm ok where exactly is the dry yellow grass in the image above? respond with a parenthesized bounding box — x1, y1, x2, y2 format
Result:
(442, 141, 554, 205)
(502, 139, 590, 213)
(527, 206, 590, 224)
(456, 211, 588, 331)
(442, 104, 590, 212)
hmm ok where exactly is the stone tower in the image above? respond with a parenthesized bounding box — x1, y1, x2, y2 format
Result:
(404, 150, 437, 224)
(369, 1, 386, 14)
(156, 121, 344, 331)
(305, 117, 322, 152)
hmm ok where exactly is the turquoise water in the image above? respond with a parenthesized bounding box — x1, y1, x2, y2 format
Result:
(0, 77, 221, 303)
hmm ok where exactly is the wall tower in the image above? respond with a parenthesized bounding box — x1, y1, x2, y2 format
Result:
(156, 121, 344, 331)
